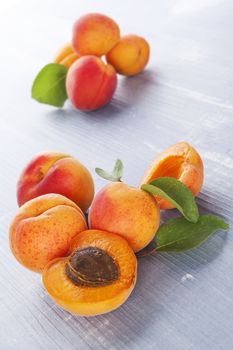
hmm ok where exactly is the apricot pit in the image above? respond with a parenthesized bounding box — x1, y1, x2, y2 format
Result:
(65, 247, 119, 287)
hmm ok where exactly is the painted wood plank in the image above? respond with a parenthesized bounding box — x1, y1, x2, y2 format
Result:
(0, 1, 232, 349)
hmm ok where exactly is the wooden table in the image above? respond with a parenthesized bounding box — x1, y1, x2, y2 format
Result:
(1, 1, 232, 349)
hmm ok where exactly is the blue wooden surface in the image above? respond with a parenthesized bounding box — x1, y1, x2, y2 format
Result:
(0, 0, 232, 349)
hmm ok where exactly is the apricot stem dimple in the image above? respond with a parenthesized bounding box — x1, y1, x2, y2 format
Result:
(65, 247, 119, 287)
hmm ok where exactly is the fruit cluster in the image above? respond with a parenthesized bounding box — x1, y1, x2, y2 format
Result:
(9, 142, 228, 316)
(32, 13, 150, 111)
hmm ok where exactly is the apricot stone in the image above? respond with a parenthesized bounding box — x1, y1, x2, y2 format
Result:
(72, 13, 120, 56)
(43, 229, 137, 316)
(17, 152, 94, 212)
(88, 182, 160, 252)
(66, 55, 117, 111)
(140, 142, 204, 209)
(54, 43, 80, 68)
(9, 194, 87, 272)
(106, 34, 150, 76)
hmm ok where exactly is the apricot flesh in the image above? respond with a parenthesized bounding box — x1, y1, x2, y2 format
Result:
(9, 194, 87, 272)
(106, 35, 150, 76)
(72, 13, 120, 56)
(140, 142, 204, 209)
(43, 229, 137, 316)
(54, 43, 80, 68)
(66, 55, 117, 111)
(17, 152, 94, 212)
(88, 182, 160, 252)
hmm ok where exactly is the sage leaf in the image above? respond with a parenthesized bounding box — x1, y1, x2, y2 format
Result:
(141, 177, 199, 223)
(96, 159, 123, 182)
(156, 215, 229, 252)
(31, 63, 68, 107)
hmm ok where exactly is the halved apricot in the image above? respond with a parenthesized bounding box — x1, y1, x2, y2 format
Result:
(140, 142, 204, 209)
(43, 229, 137, 316)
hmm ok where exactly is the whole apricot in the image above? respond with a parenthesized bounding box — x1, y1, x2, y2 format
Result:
(89, 182, 160, 252)
(54, 43, 80, 68)
(66, 55, 117, 111)
(43, 229, 137, 316)
(72, 13, 120, 56)
(140, 142, 204, 209)
(17, 152, 94, 212)
(106, 34, 150, 76)
(9, 194, 87, 272)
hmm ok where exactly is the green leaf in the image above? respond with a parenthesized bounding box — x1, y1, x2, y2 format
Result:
(141, 177, 199, 223)
(113, 159, 123, 180)
(31, 63, 68, 107)
(95, 159, 123, 182)
(156, 215, 229, 252)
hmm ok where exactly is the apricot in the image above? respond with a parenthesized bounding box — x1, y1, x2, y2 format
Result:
(140, 142, 204, 209)
(106, 34, 150, 76)
(89, 182, 160, 252)
(43, 229, 137, 316)
(9, 194, 87, 273)
(54, 43, 80, 68)
(72, 13, 120, 56)
(17, 152, 94, 212)
(66, 55, 117, 111)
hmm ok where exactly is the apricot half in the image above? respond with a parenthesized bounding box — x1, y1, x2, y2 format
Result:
(66, 55, 117, 111)
(140, 142, 204, 209)
(9, 194, 87, 272)
(72, 13, 120, 56)
(54, 43, 80, 68)
(106, 35, 150, 76)
(43, 229, 137, 316)
(17, 152, 94, 212)
(89, 182, 160, 252)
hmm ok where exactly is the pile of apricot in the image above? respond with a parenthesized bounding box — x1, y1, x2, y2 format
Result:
(54, 13, 150, 111)
(9, 142, 203, 316)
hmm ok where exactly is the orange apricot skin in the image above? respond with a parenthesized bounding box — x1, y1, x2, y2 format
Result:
(106, 35, 150, 76)
(43, 229, 137, 316)
(88, 182, 160, 252)
(66, 56, 117, 111)
(54, 43, 80, 68)
(72, 13, 120, 56)
(140, 142, 204, 209)
(17, 152, 94, 212)
(9, 194, 87, 273)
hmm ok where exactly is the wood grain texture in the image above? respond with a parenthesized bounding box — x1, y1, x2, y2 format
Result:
(0, 0, 232, 349)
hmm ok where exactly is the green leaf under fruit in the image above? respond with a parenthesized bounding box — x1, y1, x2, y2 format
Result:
(156, 215, 229, 252)
(141, 177, 199, 223)
(95, 159, 123, 182)
(31, 63, 68, 107)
